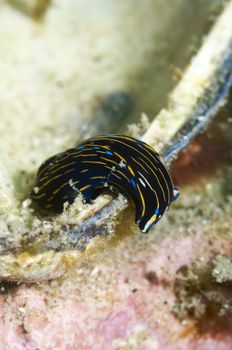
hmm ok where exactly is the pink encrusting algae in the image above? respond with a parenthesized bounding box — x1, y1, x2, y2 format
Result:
(1, 227, 232, 349)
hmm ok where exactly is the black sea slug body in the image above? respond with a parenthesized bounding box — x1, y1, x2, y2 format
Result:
(31, 135, 179, 233)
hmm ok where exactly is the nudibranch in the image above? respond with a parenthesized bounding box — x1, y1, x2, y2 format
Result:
(31, 135, 179, 233)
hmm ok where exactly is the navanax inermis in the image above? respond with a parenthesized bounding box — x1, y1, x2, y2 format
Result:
(31, 135, 179, 233)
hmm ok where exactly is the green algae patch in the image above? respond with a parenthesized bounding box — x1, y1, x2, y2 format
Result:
(212, 255, 232, 283)
(173, 258, 232, 333)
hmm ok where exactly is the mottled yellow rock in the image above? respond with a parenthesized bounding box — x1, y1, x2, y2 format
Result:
(0, 250, 81, 282)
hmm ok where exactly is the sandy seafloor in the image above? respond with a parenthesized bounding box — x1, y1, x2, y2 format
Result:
(0, 1, 232, 349)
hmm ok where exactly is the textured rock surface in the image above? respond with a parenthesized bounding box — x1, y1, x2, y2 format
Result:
(0, 0, 231, 349)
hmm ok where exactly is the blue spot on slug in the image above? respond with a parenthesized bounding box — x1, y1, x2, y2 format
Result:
(105, 150, 113, 155)
(130, 178, 137, 189)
